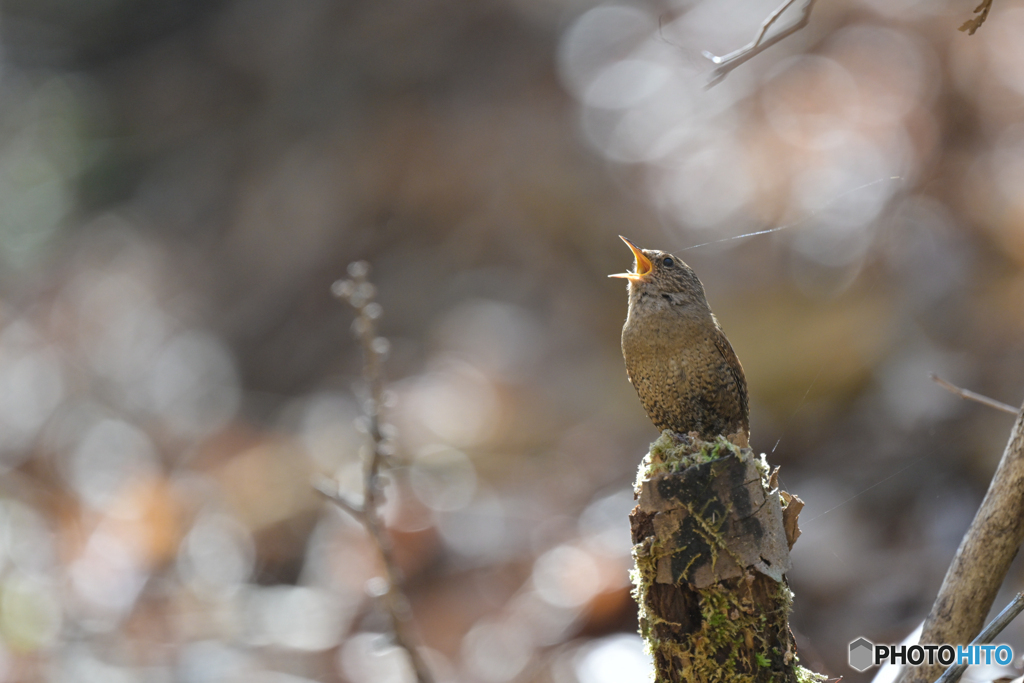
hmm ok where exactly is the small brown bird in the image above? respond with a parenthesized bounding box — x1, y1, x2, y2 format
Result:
(610, 236, 750, 446)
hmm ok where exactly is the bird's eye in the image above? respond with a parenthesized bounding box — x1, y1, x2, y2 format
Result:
(662, 257, 674, 267)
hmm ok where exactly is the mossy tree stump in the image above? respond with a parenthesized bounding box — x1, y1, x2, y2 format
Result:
(629, 431, 822, 683)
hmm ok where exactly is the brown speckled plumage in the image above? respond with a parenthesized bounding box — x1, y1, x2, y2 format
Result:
(612, 237, 749, 446)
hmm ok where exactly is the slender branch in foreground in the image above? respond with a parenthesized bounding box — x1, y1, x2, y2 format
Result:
(896, 399, 1024, 683)
(703, 0, 816, 88)
(935, 592, 1024, 683)
(930, 373, 1019, 415)
(322, 262, 435, 683)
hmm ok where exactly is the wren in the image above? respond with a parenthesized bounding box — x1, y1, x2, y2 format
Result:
(610, 236, 750, 446)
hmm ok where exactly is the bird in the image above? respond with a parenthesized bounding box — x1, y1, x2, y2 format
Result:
(610, 236, 750, 447)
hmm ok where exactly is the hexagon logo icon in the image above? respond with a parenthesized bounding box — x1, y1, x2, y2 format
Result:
(849, 637, 874, 672)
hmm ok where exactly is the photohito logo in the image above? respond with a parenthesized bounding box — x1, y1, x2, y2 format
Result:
(849, 638, 874, 672)
(849, 638, 1014, 672)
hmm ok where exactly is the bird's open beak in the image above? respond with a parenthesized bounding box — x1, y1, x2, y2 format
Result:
(608, 236, 652, 281)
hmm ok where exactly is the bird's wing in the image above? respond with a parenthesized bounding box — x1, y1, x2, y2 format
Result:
(711, 327, 750, 432)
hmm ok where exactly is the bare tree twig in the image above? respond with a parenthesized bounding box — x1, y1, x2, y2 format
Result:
(929, 373, 1019, 416)
(321, 262, 435, 683)
(959, 0, 993, 34)
(312, 473, 365, 519)
(703, 0, 988, 86)
(896, 399, 1024, 683)
(935, 592, 1024, 683)
(703, 0, 816, 88)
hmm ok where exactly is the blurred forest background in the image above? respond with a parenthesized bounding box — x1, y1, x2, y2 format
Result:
(0, 0, 1021, 681)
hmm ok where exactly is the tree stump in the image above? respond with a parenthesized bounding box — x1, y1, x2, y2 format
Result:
(629, 431, 821, 683)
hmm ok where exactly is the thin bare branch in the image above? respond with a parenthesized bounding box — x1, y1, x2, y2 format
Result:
(704, 0, 815, 88)
(959, 0, 993, 35)
(312, 474, 365, 519)
(930, 373, 1019, 416)
(935, 592, 1024, 683)
(322, 262, 435, 683)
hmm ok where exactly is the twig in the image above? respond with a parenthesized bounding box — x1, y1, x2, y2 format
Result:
(703, 0, 816, 88)
(929, 373, 1019, 416)
(959, 0, 993, 34)
(323, 262, 435, 683)
(934, 592, 1024, 683)
(312, 473, 365, 519)
(896, 399, 1024, 683)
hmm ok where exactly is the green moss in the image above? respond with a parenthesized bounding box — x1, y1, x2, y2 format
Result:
(633, 530, 798, 682)
(636, 430, 773, 491)
(636, 431, 751, 495)
(794, 666, 828, 683)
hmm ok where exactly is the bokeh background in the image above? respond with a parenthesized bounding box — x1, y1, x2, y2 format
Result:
(0, 0, 1021, 681)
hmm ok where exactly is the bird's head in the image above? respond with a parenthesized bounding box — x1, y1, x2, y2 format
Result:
(609, 236, 707, 306)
